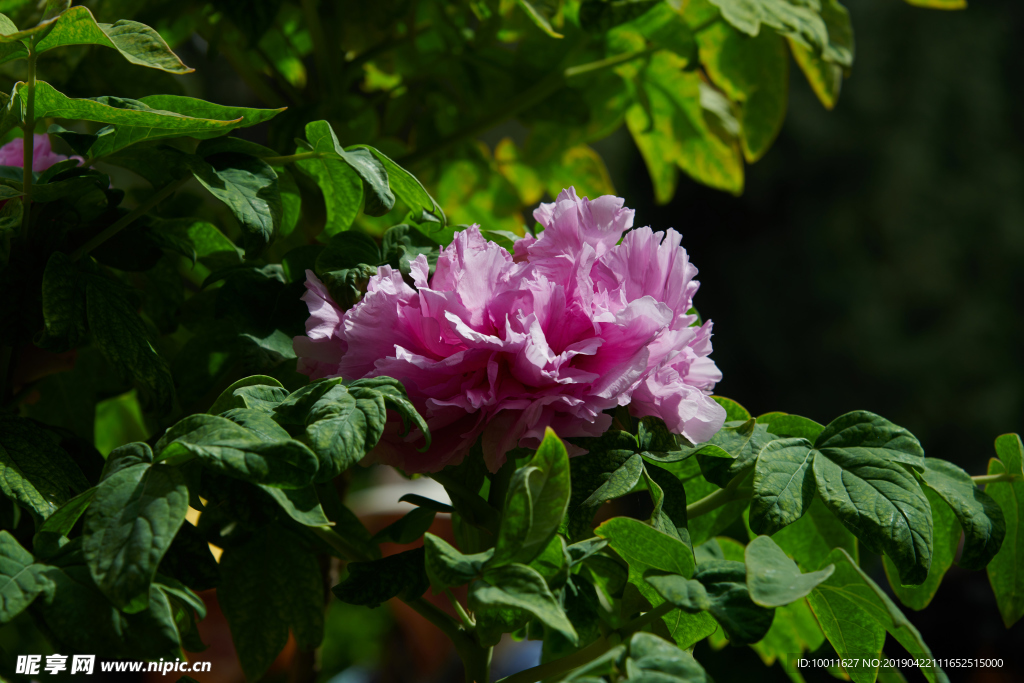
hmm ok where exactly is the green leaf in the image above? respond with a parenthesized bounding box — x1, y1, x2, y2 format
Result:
(85, 274, 175, 412)
(138, 95, 283, 136)
(808, 548, 949, 683)
(749, 438, 816, 535)
(813, 440, 932, 585)
(883, 487, 960, 610)
(628, 631, 711, 682)
(316, 230, 382, 273)
(219, 525, 324, 681)
(744, 535, 834, 607)
(516, 0, 563, 38)
(755, 412, 825, 441)
(985, 457, 1024, 628)
(192, 152, 281, 258)
(581, 452, 644, 507)
(33, 487, 96, 549)
(707, 0, 831, 53)
(82, 462, 188, 612)
(903, 0, 965, 8)
(19, 82, 240, 140)
(332, 547, 429, 607)
(677, 456, 749, 546)
(0, 531, 52, 623)
(0, 414, 90, 519)
(29, 7, 192, 73)
(644, 462, 690, 542)
(645, 573, 712, 611)
(372, 507, 437, 545)
(693, 560, 775, 644)
(471, 563, 577, 644)
(697, 418, 779, 488)
(36, 564, 181, 660)
(295, 149, 363, 236)
(994, 433, 1024, 477)
(493, 428, 571, 566)
(38, 251, 87, 351)
(816, 411, 925, 470)
(579, 0, 662, 34)
(423, 532, 493, 589)
(713, 396, 752, 422)
(155, 414, 318, 488)
(596, 517, 717, 648)
(260, 485, 331, 527)
(696, 22, 789, 162)
(305, 120, 394, 217)
(754, 496, 858, 572)
(208, 375, 288, 415)
(920, 458, 1004, 571)
(356, 146, 446, 225)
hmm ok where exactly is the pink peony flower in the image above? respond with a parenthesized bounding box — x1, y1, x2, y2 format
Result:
(294, 188, 727, 473)
(0, 134, 78, 171)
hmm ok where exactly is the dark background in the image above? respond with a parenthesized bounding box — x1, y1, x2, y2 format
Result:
(607, 0, 1024, 680)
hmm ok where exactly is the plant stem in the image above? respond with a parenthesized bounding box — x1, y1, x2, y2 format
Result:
(446, 588, 476, 629)
(69, 176, 189, 261)
(261, 151, 321, 165)
(973, 472, 1021, 485)
(563, 46, 657, 78)
(497, 603, 674, 683)
(686, 470, 752, 519)
(20, 50, 37, 242)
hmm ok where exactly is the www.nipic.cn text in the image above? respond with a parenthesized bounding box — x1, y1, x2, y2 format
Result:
(15, 655, 213, 675)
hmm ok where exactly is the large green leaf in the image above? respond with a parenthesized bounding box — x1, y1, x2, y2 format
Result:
(219, 525, 324, 681)
(332, 547, 428, 607)
(37, 7, 189, 72)
(0, 414, 89, 519)
(208, 375, 288, 416)
(696, 418, 779, 488)
(305, 120, 394, 217)
(883, 487, 960, 610)
(155, 414, 318, 488)
(755, 412, 825, 441)
(16, 82, 240, 140)
(627, 632, 711, 683)
(82, 462, 188, 612)
(0, 531, 52, 623)
(356, 146, 446, 225)
(744, 535, 834, 607)
(696, 22, 789, 163)
(985, 456, 1024, 628)
(192, 152, 281, 259)
(470, 563, 577, 644)
(596, 517, 717, 648)
(756, 496, 858, 572)
(707, 0, 831, 54)
(920, 458, 1004, 571)
(492, 428, 571, 566)
(423, 533, 493, 589)
(85, 273, 175, 413)
(808, 548, 949, 683)
(295, 150, 363, 236)
(813, 446, 932, 585)
(693, 560, 775, 644)
(36, 564, 181, 660)
(138, 95, 283, 136)
(749, 437, 816, 535)
(580, 452, 644, 508)
(816, 411, 925, 470)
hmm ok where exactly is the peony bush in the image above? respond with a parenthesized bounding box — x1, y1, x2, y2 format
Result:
(0, 3, 1018, 683)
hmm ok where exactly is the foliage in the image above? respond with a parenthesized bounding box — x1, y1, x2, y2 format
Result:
(0, 2, 1014, 683)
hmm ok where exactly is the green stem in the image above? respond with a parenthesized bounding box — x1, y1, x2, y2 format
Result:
(686, 470, 752, 519)
(261, 151, 321, 165)
(445, 588, 476, 629)
(563, 46, 658, 78)
(69, 176, 189, 261)
(20, 50, 37, 242)
(973, 473, 1021, 485)
(497, 603, 674, 683)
